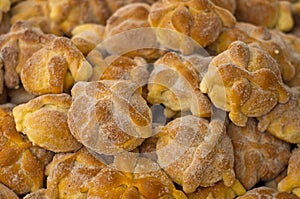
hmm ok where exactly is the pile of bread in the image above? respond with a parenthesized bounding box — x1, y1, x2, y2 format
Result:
(1, 0, 300, 198)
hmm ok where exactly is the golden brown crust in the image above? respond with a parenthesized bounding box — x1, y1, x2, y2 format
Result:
(278, 148, 300, 197)
(71, 23, 105, 55)
(201, 41, 289, 126)
(104, 3, 160, 60)
(237, 187, 299, 199)
(156, 115, 235, 193)
(228, 118, 291, 190)
(90, 54, 149, 87)
(0, 107, 52, 195)
(81, 155, 187, 198)
(0, 21, 46, 90)
(209, 22, 296, 82)
(45, 147, 105, 199)
(0, 183, 19, 199)
(12, 93, 82, 152)
(257, 87, 300, 144)
(21, 35, 93, 95)
(48, 0, 110, 35)
(148, 0, 236, 53)
(68, 80, 152, 155)
(148, 52, 211, 118)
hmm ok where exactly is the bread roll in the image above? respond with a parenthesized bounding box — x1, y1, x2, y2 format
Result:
(21, 35, 93, 95)
(209, 22, 296, 82)
(228, 118, 291, 190)
(257, 87, 300, 144)
(201, 41, 289, 126)
(104, 3, 160, 60)
(45, 147, 105, 199)
(0, 107, 53, 194)
(0, 21, 46, 90)
(68, 80, 152, 155)
(81, 154, 187, 198)
(148, 52, 211, 118)
(148, 0, 236, 54)
(13, 93, 82, 152)
(156, 115, 235, 193)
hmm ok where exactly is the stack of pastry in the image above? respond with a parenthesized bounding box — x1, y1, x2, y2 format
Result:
(0, 0, 300, 198)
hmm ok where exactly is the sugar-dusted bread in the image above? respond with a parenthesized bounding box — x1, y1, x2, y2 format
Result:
(236, 187, 298, 199)
(104, 3, 160, 60)
(0, 21, 46, 90)
(148, 52, 211, 118)
(13, 94, 82, 152)
(187, 179, 246, 199)
(209, 22, 296, 82)
(156, 115, 235, 193)
(0, 107, 53, 195)
(148, 0, 236, 54)
(228, 118, 291, 190)
(90, 54, 149, 87)
(20, 34, 92, 95)
(81, 153, 187, 198)
(278, 148, 300, 197)
(10, 0, 62, 35)
(235, 0, 294, 31)
(0, 183, 18, 199)
(48, 0, 110, 35)
(45, 147, 105, 199)
(71, 23, 105, 55)
(201, 41, 289, 126)
(257, 87, 300, 144)
(68, 80, 152, 155)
